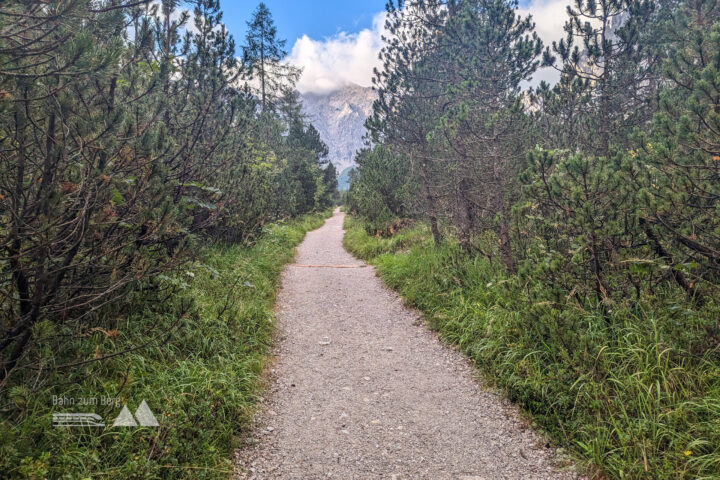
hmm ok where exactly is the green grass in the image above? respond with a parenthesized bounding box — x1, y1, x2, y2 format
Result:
(342, 218, 434, 260)
(343, 215, 720, 480)
(0, 211, 330, 480)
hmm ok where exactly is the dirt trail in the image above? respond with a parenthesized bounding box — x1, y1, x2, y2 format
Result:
(235, 209, 582, 480)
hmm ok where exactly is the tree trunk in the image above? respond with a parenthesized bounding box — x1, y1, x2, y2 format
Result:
(455, 176, 472, 252)
(429, 213, 441, 247)
(260, 28, 266, 111)
(418, 154, 441, 247)
(497, 211, 515, 273)
(489, 135, 515, 272)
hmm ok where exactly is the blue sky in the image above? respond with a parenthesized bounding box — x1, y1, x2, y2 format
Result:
(219, 1, 388, 46)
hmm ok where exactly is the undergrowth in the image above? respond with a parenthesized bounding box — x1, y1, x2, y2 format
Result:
(343, 215, 720, 480)
(0, 211, 330, 480)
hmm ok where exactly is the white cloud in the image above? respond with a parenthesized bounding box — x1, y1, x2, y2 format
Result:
(519, 0, 571, 86)
(287, 12, 388, 94)
(286, 3, 569, 93)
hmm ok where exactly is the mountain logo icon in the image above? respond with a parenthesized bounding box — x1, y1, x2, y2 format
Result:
(112, 400, 159, 427)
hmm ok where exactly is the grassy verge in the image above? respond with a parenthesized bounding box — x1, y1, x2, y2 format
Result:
(1, 211, 330, 480)
(343, 215, 720, 480)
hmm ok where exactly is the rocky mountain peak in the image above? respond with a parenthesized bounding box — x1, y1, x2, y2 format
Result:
(300, 83, 376, 174)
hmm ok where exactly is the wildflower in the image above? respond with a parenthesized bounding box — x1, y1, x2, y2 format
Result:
(684, 450, 692, 456)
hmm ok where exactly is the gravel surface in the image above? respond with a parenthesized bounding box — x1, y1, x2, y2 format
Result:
(234, 209, 583, 480)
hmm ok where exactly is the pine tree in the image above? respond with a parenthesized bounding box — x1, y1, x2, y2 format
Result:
(367, 0, 449, 246)
(544, 0, 657, 155)
(321, 162, 339, 207)
(0, 1, 176, 380)
(0, 0, 330, 386)
(283, 119, 331, 214)
(633, 0, 720, 294)
(243, 2, 300, 112)
(347, 146, 409, 232)
(432, 0, 542, 265)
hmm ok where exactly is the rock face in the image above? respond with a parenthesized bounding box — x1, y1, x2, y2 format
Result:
(300, 83, 375, 174)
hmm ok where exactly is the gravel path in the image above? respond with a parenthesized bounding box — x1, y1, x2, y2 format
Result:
(234, 209, 582, 480)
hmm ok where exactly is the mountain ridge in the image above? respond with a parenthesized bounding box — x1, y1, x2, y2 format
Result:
(300, 83, 375, 174)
